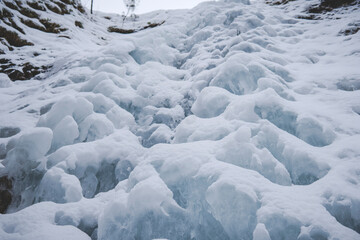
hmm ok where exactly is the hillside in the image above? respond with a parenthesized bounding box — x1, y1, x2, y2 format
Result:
(0, 0, 165, 81)
(0, 0, 87, 80)
(0, 0, 360, 239)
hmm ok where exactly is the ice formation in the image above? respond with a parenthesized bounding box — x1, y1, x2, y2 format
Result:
(0, 0, 360, 239)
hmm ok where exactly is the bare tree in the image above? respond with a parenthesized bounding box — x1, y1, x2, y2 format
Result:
(123, 0, 140, 21)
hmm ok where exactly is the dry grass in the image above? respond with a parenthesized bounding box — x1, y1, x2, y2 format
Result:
(27, 1, 46, 11)
(108, 26, 135, 34)
(45, 3, 63, 15)
(75, 20, 84, 29)
(5, 18, 25, 34)
(19, 7, 40, 18)
(0, 26, 33, 47)
(53, 1, 71, 14)
(60, 0, 75, 4)
(0, 8, 14, 18)
(40, 18, 67, 33)
(3, 1, 19, 10)
(108, 21, 165, 34)
(265, 0, 295, 5)
(308, 0, 358, 13)
(76, 4, 85, 13)
(1, 8, 24, 34)
(142, 21, 165, 30)
(339, 22, 360, 35)
(1, 59, 51, 81)
(21, 18, 46, 32)
(44, 1, 71, 15)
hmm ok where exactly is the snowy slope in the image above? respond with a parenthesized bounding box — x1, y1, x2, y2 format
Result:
(0, 0, 360, 239)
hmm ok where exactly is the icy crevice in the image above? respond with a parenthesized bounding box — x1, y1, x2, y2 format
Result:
(254, 124, 330, 185)
(254, 95, 336, 147)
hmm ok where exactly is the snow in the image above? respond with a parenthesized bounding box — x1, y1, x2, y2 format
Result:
(0, 73, 13, 88)
(0, 0, 360, 239)
(36, 167, 83, 203)
(253, 223, 271, 240)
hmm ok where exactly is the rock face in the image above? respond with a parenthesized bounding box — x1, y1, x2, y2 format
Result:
(0, 176, 12, 213)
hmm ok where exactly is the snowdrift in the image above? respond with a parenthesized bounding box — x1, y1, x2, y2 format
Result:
(0, 0, 360, 239)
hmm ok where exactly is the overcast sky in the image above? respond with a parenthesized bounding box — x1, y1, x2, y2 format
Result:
(81, 0, 208, 14)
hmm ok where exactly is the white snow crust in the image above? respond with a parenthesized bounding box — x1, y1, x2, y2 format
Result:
(0, 0, 360, 239)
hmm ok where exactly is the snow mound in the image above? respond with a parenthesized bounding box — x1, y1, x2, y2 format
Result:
(0, 0, 360, 239)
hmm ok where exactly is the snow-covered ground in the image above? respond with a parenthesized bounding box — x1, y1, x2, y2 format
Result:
(0, 0, 360, 239)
